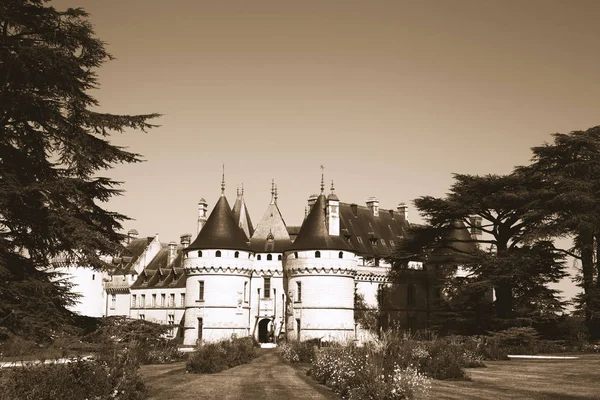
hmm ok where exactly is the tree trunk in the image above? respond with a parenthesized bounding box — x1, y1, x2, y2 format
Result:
(579, 230, 595, 325)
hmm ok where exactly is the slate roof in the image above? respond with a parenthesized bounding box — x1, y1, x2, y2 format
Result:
(250, 201, 292, 253)
(188, 195, 251, 251)
(288, 194, 412, 257)
(130, 266, 187, 290)
(110, 237, 153, 275)
(287, 226, 301, 242)
(338, 202, 411, 258)
(287, 194, 353, 252)
(232, 195, 254, 240)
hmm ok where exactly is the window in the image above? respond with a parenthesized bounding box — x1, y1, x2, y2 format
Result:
(257, 255, 261, 261)
(377, 285, 383, 305)
(168, 314, 175, 337)
(278, 255, 282, 261)
(132, 294, 137, 308)
(197, 318, 203, 341)
(92, 274, 95, 281)
(339, 251, 343, 259)
(198, 281, 204, 301)
(296, 281, 302, 302)
(234, 251, 239, 258)
(244, 281, 248, 302)
(215, 250, 221, 257)
(263, 277, 271, 298)
(198, 251, 202, 257)
(161, 293, 166, 307)
(170, 293, 175, 307)
(110, 294, 116, 310)
(294, 252, 298, 259)
(152, 294, 157, 307)
(139, 314, 145, 320)
(141, 294, 146, 307)
(407, 284, 416, 306)
(180, 293, 185, 307)
(267, 254, 272, 261)
(296, 318, 301, 341)
(315, 251, 321, 258)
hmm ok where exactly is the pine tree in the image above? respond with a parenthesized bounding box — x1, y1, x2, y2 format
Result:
(0, 0, 160, 341)
(395, 173, 567, 332)
(520, 126, 600, 337)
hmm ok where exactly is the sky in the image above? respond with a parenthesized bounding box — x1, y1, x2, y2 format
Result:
(52, 0, 600, 304)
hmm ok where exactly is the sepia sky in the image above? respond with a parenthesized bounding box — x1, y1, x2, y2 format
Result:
(52, 0, 600, 303)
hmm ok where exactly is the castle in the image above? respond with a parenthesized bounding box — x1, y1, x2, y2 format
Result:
(93, 175, 438, 345)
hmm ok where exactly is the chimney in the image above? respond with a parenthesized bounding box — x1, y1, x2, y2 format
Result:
(197, 198, 208, 234)
(397, 203, 408, 220)
(307, 194, 318, 211)
(126, 229, 139, 244)
(180, 233, 192, 248)
(350, 203, 358, 217)
(469, 216, 482, 240)
(326, 182, 340, 236)
(366, 197, 379, 217)
(168, 241, 177, 266)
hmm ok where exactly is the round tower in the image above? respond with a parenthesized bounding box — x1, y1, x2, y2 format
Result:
(283, 190, 358, 342)
(183, 182, 253, 345)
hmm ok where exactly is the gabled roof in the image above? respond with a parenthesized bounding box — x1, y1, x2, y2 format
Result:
(188, 195, 250, 251)
(110, 237, 153, 275)
(131, 267, 187, 290)
(250, 201, 292, 253)
(144, 245, 184, 271)
(232, 194, 254, 240)
(287, 194, 352, 252)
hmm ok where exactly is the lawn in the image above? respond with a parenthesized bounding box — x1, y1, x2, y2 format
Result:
(430, 354, 600, 399)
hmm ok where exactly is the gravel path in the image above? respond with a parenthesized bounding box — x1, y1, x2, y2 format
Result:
(141, 349, 340, 400)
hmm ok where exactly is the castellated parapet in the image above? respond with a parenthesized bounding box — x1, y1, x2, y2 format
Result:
(283, 249, 358, 341)
(183, 249, 253, 345)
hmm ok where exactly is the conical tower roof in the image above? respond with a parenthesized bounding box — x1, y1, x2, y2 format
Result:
(188, 195, 250, 251)
(232, 189, 254, 240)
(250, 201, 291, 253)
(288, 194, 351, 252)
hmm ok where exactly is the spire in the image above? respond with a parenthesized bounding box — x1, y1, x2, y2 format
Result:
(188, 195, 250, 251)
(274, 184, 278, 204)
(221, 164, 225, 196)
(270, 179, 276, 204)
(320, 165, 325, 194)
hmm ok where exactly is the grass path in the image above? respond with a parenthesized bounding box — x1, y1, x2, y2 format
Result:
(140, 348, 340, 400)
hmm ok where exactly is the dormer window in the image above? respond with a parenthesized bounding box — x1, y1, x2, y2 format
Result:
(216, 250, 221, 257)
(315, 251, 321, 258)
(267, 254, 272, 261)
(234, 251, 239, 258)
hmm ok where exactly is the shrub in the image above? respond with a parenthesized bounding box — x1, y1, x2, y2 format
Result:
(348, 365, 431, 400)
(186, 336, 257, 373)
(0, 352, 146, 400)
(278, 340, 317, 363)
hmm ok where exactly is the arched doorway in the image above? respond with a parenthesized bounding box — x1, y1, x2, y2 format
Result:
(258, 318, 271, 343)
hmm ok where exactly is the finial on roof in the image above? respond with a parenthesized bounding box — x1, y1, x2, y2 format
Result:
(241, 182, 244, 196)
(236, 185, 240, 197)
(274, 184, 278, 204)
(320, 165, 325, 194)
(270, 179, 275, 204)
(221, 164, 225, 196)
(330, 180, 335, 193)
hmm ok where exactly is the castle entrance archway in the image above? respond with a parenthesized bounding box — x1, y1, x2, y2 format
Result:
(258, 318, 271, 343)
